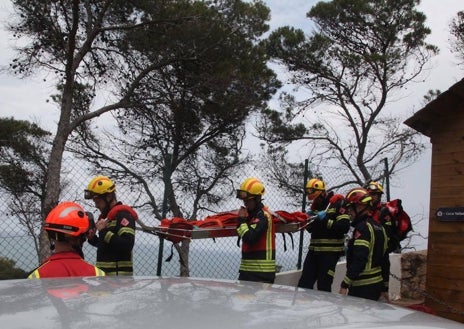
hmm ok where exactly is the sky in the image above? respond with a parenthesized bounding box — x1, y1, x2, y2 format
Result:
(0, 0, 463, 250)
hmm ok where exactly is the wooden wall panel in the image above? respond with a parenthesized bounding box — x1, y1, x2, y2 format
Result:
(427, 104, 464, 321)
(427, 225, 463, 235)
(405, 80, 464, 322)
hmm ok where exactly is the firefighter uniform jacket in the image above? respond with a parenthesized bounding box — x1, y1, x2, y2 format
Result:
(28, 252, 105, 278)
(88, 202, 137, 276)
(308, 192, 351, 255)
(341, 215, 389, 290)
(236, 203, 276, 283)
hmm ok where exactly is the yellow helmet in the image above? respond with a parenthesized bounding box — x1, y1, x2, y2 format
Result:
(365, 181, 384, 194)
(84, 176, 116, 199)
(236, 177, 265, 199)
(305, 178, 325, 200)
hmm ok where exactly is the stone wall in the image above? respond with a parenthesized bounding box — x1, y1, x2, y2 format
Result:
(399, 250, 427, 300)
(275, 250, 428, 303)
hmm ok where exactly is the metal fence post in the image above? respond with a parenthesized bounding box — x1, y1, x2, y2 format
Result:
(297, 159, 310, 270)
(156, 154, 172, 276)
(383, 157, 391, 202)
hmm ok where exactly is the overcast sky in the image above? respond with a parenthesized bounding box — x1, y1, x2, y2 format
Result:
(0, 0, 463, 250)
(259, 0, 464, 251)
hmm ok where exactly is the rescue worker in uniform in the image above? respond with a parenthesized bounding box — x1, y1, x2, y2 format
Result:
(365, 181, 384, 210)
(236, 177, 276, 283)
(28, 201, 105, 278)
(339, 188, 389, 301)
(85, 175, 137, 276)
(365, 180, 401, 253)
(297, 178, 350, 291)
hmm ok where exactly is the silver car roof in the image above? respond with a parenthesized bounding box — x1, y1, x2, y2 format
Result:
(1, 277, 463, 329)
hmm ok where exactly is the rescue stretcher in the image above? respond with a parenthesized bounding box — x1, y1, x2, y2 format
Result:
(136, 210, 314, 243)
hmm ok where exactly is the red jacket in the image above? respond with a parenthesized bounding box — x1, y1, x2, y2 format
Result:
(28, 252, 105, 278)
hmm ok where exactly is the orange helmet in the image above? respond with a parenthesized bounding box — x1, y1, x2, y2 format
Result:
(305, 178, 325, 200)
(236, 177, 265, 199)
(345, 188, 372, 207)
(365, 181, 384, 194)
(44, 202, 90, 237)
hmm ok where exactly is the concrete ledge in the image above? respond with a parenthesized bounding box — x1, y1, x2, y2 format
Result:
(275, 251, 421, 301)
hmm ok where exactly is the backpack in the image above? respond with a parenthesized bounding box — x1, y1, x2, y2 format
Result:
(379, 199, 413, 251)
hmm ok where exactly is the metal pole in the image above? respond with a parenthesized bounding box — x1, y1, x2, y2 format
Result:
(297, 159, 310, 270)
(383, 157, 391, 202)
(156, 154, 172, 276)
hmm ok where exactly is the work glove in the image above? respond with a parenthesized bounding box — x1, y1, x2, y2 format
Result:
(316, 210, 326, 220)
(306, 210, 315, 217)
(237, 218, 249, 237)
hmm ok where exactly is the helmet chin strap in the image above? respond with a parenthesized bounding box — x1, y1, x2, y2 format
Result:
(100, 193, 116, 217)
(66, 235, 85, 259)
(353, 204, 369, 219)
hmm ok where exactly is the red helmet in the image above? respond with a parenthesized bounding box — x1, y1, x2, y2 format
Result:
(345, 188, 372, 207)
(44, 202, 90, 237)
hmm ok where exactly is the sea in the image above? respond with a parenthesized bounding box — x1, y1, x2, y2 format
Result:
(1, 234, 304, 279)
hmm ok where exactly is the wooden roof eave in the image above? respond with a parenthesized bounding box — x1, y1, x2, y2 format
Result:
(404, 78, 464, 138)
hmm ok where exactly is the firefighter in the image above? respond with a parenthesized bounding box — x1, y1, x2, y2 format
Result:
(365, 180, 390, 300)
(339, 188, 389, 301)
(236, 177, 276, 283)
(365, 180, 402, 253)
(85, 175, 137, 276)
(365, 180, 384, 209)
(297, 178, 350, 291)
(28, 202, 105, 278)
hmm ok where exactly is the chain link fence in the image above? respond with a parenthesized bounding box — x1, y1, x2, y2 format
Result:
(0, 156, 382, 280)
(4, 154, 460, 317)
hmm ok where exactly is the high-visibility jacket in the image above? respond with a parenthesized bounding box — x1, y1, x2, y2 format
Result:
(88, 202, 137, 276)
(308, 192, 350, 254)
(341, 215, 388, 289)
(28, 252, 105, 278)
(236, 204, 276, 281)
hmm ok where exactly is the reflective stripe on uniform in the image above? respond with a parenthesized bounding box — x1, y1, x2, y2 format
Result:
(96, 260, 133, 275)
(350, 275, 383, 287)
(309, 238, 345, 252)
(346, 222, 384, 288)
(118, 227, 135, 236)
(239, 259, 276, 272)
(94, 267, 106, 276)
(104, 231, 114, 244)
(265, 215, 273, 261)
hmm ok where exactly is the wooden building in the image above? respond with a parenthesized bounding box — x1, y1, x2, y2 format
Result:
(404, 78, 464, 323)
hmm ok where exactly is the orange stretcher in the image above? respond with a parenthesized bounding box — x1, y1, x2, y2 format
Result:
(136, 210, 313, 243)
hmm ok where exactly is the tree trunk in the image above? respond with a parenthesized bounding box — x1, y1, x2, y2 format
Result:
(178, 241, 190, 277)
(38, 88, 73, 262)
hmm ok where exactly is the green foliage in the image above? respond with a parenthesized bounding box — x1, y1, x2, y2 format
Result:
(261, 0, 437, 186)
(0, 117, 50, 196)
(450, 10, 464, 63)
(0, 117, 49, 265)
(422, 89, 441, 105)
(0, 257, 28, 280)
(66, 0, 279, 220)
(0, 117, 50, 157)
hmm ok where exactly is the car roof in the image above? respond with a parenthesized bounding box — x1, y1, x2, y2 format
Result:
(1, 276, 463, 329)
